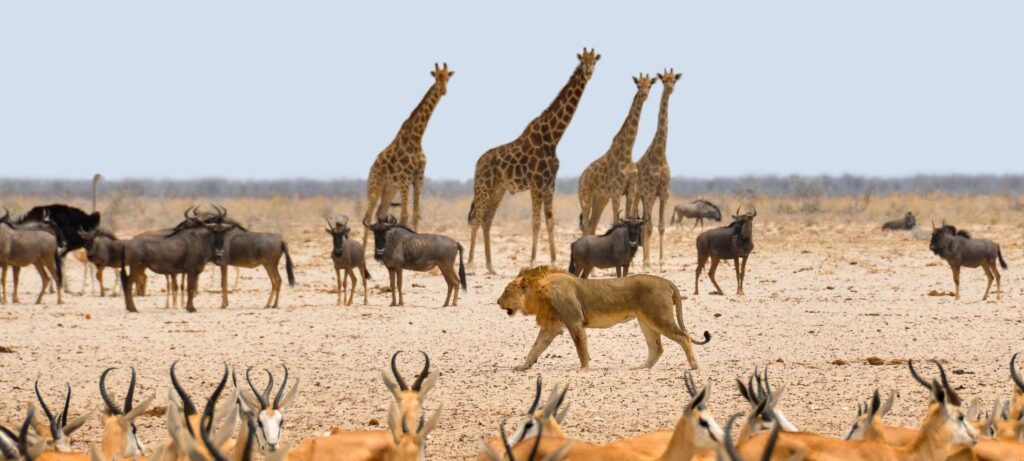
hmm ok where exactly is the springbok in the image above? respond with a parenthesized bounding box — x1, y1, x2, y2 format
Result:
(239, 366, 299, 453)
(32, 380, 89, 453)
(380, 351, 438, 431)
(478, 419, 573, 461)
(326, 217, 370, 306)
(477, 377, 570, 461)
(1, 408, 42, 461)
(97, 368, 154, 461)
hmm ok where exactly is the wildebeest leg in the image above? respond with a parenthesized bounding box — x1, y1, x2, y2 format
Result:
(515, 327, 561, 372)
(0, 265, 6, 304)
(220, 264, 229, 309)
(740, 256, 749, 294)
(347, 269, 357, 306)
(439, 263, 458, 307)
(124, 267, 142, 313)
(951, 265, 961, 300)
(96, 266, 106, 297)
(708, 257, 724, 295)
(164, 275, 171, 308)
(544, 192, 557, 265)
(694, 252, 707, 295)
(232, 267, 240, 293)
(981, 263, 994, 301)
(33, 263, 48, 304)
(638, 322, 664, 369)
(361, 264, 368, 306)
(992, 261, 1002, 300)
(339, 266, 348, 305)
(615, 267, 622, 278)
(184, 272, 198, 313)
(12, 266, 21, 304)
(44, 259, 62, 305)
(396, 269, 405, 306)
(623, 261, 631, 277)
(265, 262, 282, 308)
(567, 325, 591, 371)
(169, 275, 178, 308)
(581, 267, 592, 279)
(734, 258, 744, 295)
(388, 269, 397, 306)
(691, 218, 699, 231)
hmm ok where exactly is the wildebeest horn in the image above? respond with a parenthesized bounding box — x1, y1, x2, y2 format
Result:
(273, 365, 289, 409)
(391, 351, 409, 391)
(385, 214, 397, 224)
(749, 207, 757, 218)
(411, 351, 430, 392)
(325, 217, 336, 232)
(184, 206, 194, 220)
(1011, 353, 1024, 393)
(363, 216, 372, 227)
(99, 368, 122, 415)
(245, 367, 268, 410)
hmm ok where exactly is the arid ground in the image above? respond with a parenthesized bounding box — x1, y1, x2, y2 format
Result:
(1, 194, 1023, 459)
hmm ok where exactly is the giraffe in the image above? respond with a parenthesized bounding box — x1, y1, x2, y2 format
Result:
(361, 63, 453, 249)
(577, 73, 655, 236)
(467, 49, 600, 274)
(635, 69, 682, 267)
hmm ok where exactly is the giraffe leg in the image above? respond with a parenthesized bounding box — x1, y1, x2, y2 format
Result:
(543, 191, 557, 264)
(657, 193, 668, 265)
(578, 190, 592, 235)
(529, 192, 543, 267)
(362, 182, 383, 250)
(398, 183, 411, 226)
(639, 196, 653, 268)
(480, 188, 505, 275)
(412, 174, 423, 231)
(586, 196, 609, 236)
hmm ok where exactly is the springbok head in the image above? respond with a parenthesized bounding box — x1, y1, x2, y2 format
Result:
(382, 351, 438, 409)
(33, 379, 89, 453)
(480, 415, 572, 461)
(506, 376, 571, 447)
(240, 366, 299, 452)
(99, 367, 154, 459)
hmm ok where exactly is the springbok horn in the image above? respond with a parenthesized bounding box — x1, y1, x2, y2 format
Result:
(170, 361, 198, 417)
(34, 380, 58, 436)
(1011, 353, 1024, 393)
(18, 407, 34, 460)
(0, 425, 17, 460)
(245, 367, 268, 410)
(60, 383, 71, 429)
(125, 367, 136, 414)
(391, 351, 409, 391)
(411, 351, 430, 392)
(930, 359, 961, 406)
(683, 371, 698, 398)
(907, 359, 931, 390)
(527, 375, 543, 415)
(99, 368, 122, 415)
(763, 366, 773, 396)
(260, 370, 274, 409)
(273, 365, 288, 410)
(528, 418, 544, 461)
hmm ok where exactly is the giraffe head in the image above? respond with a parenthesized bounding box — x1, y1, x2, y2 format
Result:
(658, 68, 683, 94)
(632, 73, 656, 100)
(430, 62, 454, 96)
(576, 48, 601, 81)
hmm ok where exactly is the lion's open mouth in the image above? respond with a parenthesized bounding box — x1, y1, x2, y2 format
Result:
(504, 308, 514, 316)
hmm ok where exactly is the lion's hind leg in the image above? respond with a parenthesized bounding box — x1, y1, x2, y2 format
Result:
(641, 310, 699, 370)
(567, 325, 591, 371)
(638, 322, 664, 369)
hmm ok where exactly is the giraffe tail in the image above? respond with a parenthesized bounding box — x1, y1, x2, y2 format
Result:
(467, 198, 477, 222)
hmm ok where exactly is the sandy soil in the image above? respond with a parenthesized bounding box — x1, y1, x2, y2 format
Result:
(1, 213, 1022, 460)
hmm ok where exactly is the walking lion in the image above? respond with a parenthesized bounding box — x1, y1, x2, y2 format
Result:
(497, 266, 711, 371)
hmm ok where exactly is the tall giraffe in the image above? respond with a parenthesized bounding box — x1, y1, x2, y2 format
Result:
(635, 69, 681, 267)
(362, 63, 453, 248)
(467, 49, 600, 274)
(577, 73, 655, 236)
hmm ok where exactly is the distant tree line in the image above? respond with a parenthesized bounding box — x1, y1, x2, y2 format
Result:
(1, 174, 1022, 199)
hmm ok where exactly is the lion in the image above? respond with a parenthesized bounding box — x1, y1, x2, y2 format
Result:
(497, 266, 711, 371)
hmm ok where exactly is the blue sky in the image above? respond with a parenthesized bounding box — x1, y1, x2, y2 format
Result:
(1, 1, 1021, 180)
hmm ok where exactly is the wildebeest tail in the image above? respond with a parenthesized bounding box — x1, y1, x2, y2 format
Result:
(998, 247, 1008, 269)
(672, 282, 711, 346)
(53, 249, 63, 288)
(457, 244, 468, 291)
(568, 253, 576, 275)
(282, 242, 296, 287)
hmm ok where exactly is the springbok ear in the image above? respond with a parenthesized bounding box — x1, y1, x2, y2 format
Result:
(238, 390, 260, 416)
(279, 379, 300, 410)
(555, 401, 572, 424)
(417, 373, 438, 399)
(542, 440, 573, 461)
(381, 370, 402, 400)
(387, 404, 403, 444)
(687, 386, 709, 415)
(125, 394, 156, 422)
(89, 443, 104, 461)
(211, 401, 238, 450)
(417, 405, 443, 440)
(479, 439, 504, 461)
(63, 413, 91, 436)
(879, 391, 896, 417)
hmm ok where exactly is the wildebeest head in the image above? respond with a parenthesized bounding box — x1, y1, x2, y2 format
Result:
(904, 212, 916, 229)
(610, 214, 647, 249)
(326, 216, 351, 257)
(704, 202, 723, 222)
(364, 215, 399, 261)
(929, 221, 964, 256)
(731, 207, 757, 239)
(77, 228, 116, 259)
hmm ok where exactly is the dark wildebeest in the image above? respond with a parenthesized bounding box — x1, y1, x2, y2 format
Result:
(567, 215, 646, 279)
(326, 216, 370, 306)
(694, 208, 756, 296)
(929, 222, 1008, 300)
(0, 209, 64, 305)
(365, 215, 467, 307)
(670, 199, 722, 230)
(119, 208, 231, 313)
(17, 204, 99, 255)
(78, 228, 128, 297)
(208, 215, 295, 310)
(882, 211, 916, 231)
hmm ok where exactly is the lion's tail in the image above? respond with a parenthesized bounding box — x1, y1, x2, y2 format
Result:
(673, 283, 711, 346)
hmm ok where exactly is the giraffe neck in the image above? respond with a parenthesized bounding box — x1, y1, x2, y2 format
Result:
(607, 89, 647, 163)
(642, 88, 672, 162)
(398, 83, 443, 147)
(521, 64, 589, 147)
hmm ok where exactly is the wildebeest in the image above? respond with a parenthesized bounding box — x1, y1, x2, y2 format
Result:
(78, 229, 126, 297)
(694, 207, 756, 296)
(929, 222, 1008, 300)
(208, 216, 295, 309)
(326, 216, 370, 306)
(882, 211, 916, 231)
(119, 208, 231, 313)
(17, 204, 100, 255)
(567, 215, 646, 279)
(670, 199, 722, 230)
(0, 209, 64, 304)
(365, 215, 467, 307)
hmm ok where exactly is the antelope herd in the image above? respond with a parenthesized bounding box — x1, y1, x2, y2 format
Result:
(3, 353, 1024, 460)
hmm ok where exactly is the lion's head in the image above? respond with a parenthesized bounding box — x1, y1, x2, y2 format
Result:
(497, 266, 565, 318)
